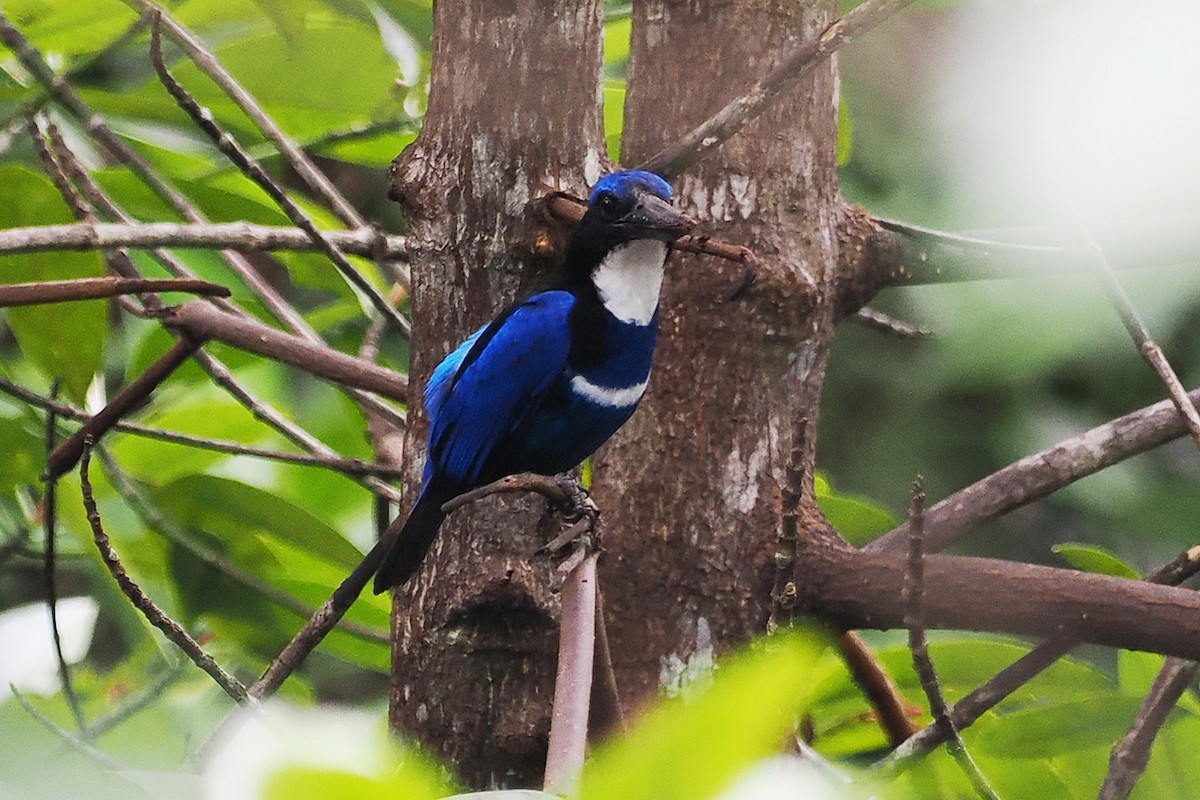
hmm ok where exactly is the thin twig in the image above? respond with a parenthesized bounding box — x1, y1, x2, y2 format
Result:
(0, 375, 405, 480)
(127, 0, 369, 230)
(10, 688, 126, 771)
(1070, 212, 1200, 449)
(441, 473, 575, 514)
(0, 277, 230, 307)
(638, 0, 918, 177)
(149, 16, 410, 338)
(88, 661, 186, 738)
(42, 380, 88, 734)
(0, 220, 407, 259)
(1098, 658, 1197, 800)
(869, 386, 1200, 555)
(852, 306, 931, 339)
(839, 631, 918, 747)
(588, 588, 626, 739)
(877, 543, 1200, 771)
(904, 479, 1000, 799)
(543, 192, 754, 265)
(46, 336, 203, 479)
(80, 438, 249, 703)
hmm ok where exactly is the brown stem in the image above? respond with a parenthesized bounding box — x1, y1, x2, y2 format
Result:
(80, 438, 248, 703)
(869, 387, 1200, 554)
(0, 277, 230, 307)
(46, 336, 202, 479)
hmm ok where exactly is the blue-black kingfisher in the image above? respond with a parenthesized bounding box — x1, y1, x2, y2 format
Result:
(373, 170, 693, 593)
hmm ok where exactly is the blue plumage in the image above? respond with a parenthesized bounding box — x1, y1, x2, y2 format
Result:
(373, 170, 693, 592)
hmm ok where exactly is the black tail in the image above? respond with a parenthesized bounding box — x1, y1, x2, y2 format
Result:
(372, 488, 449, 594)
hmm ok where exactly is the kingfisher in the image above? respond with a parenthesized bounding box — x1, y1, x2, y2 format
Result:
(372, 170, 693, 593)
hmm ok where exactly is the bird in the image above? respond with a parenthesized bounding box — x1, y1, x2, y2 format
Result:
(371, 169, 693, 593)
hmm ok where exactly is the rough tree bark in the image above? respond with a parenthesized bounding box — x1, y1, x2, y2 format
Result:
(388, 0, 859, 786)
(387, 0, 610, 788)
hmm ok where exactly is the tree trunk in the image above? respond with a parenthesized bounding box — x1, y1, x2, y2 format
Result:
(387, 0, 608, 788)
(596, 0, 846, 707)
(388, 0, 850, 787)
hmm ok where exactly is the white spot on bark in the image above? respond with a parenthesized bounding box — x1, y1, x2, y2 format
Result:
(659, 617, 714, 698)
(584, 147, 603, 186)
(416, 703, 429, 723)
(711, 179, 729, 221)
(728, 174, 758, 218)
(722, 434, 770, 514)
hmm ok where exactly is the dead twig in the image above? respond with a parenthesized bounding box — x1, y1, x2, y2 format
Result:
(904, 479, 999, 799)
(0, 220, 407, 260)
(80, 437, 249, 704)
(42, 381, 88, 734)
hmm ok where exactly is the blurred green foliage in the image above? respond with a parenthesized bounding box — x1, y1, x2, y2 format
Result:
(1, 1, 1199, 798)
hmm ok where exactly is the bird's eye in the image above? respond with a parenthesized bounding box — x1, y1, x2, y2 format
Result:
(596, 192, 619, 216)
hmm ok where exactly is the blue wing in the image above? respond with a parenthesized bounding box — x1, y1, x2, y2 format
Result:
(427, 291, 574, 485)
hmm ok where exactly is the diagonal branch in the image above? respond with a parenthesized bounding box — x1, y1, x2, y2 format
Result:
(868, 386, 1200, 555)
(149, 16, 410, 338)
(638, 0, 918, 177)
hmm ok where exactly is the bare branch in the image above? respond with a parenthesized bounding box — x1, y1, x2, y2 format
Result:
(0, 277, 230, 307)
(46, 336, 202, 480)
(163, 301, 407, 401)
(0, 220, 408, 259)
(903, 480, 999, 800)
(149, 16, 410, 338)
(869, 386, 1200, 555)
(10, 688, 126, 771)
(638, 0, 918, 177)
(542, 192, 754, 264)
(1098, 658, 1197, 800)
(80, 439, 249, 703)
(805, 548, 1200, 660)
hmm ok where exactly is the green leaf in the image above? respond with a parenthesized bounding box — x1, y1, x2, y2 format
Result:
(0, 166, 107, 400)
(971, 695, 1150, 758)
(814, 471, 897, 545)
(837, 98, 854, 167)
(150, 474, 364, 568)
(581, 630, 832, 800)
(1052, 542, 1139, 579)
(0, 413, 44, 491)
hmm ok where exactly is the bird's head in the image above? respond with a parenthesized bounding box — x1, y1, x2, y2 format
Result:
(582, 170, 695, 247)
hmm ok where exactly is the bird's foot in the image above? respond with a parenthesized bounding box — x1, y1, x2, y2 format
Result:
(551, 474, 598, 523)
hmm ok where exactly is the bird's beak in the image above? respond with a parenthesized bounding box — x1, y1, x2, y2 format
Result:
(625, 194, 696, 241)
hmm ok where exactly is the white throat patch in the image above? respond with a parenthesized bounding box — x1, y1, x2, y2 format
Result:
(592, 240, 668, 325)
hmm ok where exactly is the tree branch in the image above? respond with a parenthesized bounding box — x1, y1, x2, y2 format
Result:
(1098, 658, 1197, 800)
(638, 0, 918, 177)
(80, 439, 249, 703)
(868, 386, 1200, 555)
(162, 301, 408, 401)
(46, 336, 203, 480)
(0, 277, 230, 307)
(805, 548, 1200, 660)
(0, 220, 408, 260)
